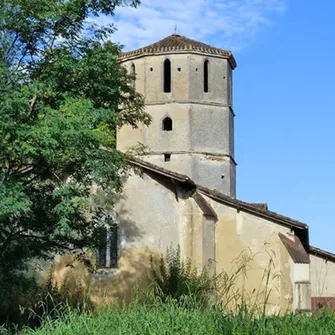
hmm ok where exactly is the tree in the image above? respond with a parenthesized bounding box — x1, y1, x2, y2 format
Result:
(0, 0, 150, 277)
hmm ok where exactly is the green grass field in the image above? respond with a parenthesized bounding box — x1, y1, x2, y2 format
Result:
(12, 301, 334, 335)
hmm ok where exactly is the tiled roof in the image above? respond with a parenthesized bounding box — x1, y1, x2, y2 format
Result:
(130, 158, 308, 231)
(279, 233, 310, 264)
(198, 186, 308, 230)
(249, 203, 268, 210)
(130, 157, 195, 187)
(309, 246, 335, 262)
(120, 34, 237, 69)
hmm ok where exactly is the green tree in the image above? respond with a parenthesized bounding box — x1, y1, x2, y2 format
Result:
(0, 0, 149, 283)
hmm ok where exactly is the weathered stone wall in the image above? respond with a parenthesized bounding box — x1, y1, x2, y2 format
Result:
(121, 53, 232, 105)
(115, 172, 214, 270)
(40, 172, 214, 305)
(118, 52, 236, 196)
(310, 254, 335, 298)
(202, 194, 297, 313)
(39, 171, 308, 313)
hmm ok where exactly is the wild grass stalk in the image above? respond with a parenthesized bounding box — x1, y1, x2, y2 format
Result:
(18, 299, 335, 335)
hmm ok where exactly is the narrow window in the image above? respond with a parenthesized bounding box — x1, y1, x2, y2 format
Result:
(162, 117, 173, 131)
(204, 60, 209, 93)
(163, 59, 171, 92)
(164, 154, 171, 162)
(131, 63, 136, 89)
(97, 216, 118, 268)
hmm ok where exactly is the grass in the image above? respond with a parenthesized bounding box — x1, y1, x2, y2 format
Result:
(2, 247, 334, 334)
(14, 300, 335, 335)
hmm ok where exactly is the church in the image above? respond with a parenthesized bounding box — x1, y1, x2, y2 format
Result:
(51, 34, 335, 313)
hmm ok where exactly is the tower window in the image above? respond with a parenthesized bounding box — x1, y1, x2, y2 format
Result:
(97, 215, 119, 269)
(164, 154, 171, 162)
(130, 63, 136, 89)
(163, 59, 171, 92)
(162, 117, 173, 131)
(204, 60, 209, 93)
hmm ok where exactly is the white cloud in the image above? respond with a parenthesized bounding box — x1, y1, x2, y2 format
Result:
(93, 0, 286, 52)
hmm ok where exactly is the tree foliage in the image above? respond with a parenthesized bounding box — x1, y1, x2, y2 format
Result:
(0, 0, 149, 276)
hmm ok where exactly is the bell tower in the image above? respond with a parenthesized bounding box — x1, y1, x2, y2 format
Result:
(117, 34, 237, 197)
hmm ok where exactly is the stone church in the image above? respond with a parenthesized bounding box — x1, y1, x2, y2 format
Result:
(50, 34, 335, 313)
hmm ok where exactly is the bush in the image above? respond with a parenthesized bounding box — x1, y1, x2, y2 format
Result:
(0, 267, 39, 330)
(0, 263, 94, 332)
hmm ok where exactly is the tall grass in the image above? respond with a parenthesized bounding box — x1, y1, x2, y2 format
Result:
(215, 249, 282, 315)
(18, 299, 335, 335)
(3, 246, 334, 334)
(148, 245, 213, 308)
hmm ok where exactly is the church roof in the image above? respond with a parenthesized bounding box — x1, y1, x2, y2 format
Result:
(120, 34, 237, 69)
(197, 186, 308, 230)
(309, 246, 335, 262)
(130, 158, 308, 231)
(131, 157, 195, 188)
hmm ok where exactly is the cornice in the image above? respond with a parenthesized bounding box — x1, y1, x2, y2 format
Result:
(119, 50, 237, 69)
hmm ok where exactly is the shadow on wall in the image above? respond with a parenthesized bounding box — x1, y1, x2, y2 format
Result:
(116, 203, 143, 245)
(40, 246, 161, 307)
(38, 213, 161, 307)
(90, 246, 160, 305)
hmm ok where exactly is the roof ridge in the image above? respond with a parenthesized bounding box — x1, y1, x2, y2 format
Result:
(130, 157, 195, 186)
(309, 245, 335, 262)
(197, 185, 307, 229)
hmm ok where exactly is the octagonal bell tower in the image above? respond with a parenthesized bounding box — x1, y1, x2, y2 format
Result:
(117, 34, 237, 197)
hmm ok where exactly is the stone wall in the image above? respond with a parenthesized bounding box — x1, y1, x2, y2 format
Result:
(310, 254, 335, 298)
(117, 52, 236, 196)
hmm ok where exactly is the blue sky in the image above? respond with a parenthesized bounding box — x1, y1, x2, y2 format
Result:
(105, 1, 335, 252)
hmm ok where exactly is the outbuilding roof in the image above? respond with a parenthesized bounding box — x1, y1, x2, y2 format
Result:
(120, 34, 237, 68)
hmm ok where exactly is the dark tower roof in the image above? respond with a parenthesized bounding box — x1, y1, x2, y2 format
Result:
(119, 34, 236, 68)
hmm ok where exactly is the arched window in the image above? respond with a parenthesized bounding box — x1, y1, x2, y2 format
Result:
(97, 215, 119, 268)
(204, 60, 209, 93)
(162, 117, 173, 131)
(130, 63, 136, 89)
(163, 59, 171, 92)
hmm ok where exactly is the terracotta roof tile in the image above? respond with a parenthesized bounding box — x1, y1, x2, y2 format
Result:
(309, 246, 335, 262)
(197, 186, 307, 230)
(120, 34, 237, 69)
(279, 233, 310, 264)
(130, 157, 195, 187)
(249, 203, 268, 210)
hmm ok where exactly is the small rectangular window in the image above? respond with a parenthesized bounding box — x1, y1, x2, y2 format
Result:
(204, 60, 209, 93)
(164, 154, 171, 162)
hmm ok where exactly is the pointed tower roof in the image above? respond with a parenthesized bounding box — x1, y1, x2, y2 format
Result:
(119, 34, 236, 68)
